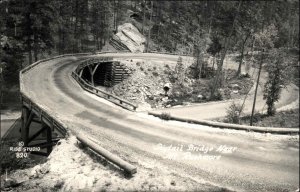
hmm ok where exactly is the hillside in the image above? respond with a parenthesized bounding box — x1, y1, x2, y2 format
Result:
(106, 55, 253, 111)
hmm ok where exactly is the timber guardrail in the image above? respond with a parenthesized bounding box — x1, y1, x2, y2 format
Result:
(149, 112, 300, 134)
(148, 51, 193, 57)
(21, 93, 68, 136)
(77, 133, 137, 175)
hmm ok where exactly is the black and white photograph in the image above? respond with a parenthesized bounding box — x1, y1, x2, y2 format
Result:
(0, 0, 299, 191)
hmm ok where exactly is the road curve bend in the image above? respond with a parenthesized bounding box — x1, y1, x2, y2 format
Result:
(20, 53, 299, 192)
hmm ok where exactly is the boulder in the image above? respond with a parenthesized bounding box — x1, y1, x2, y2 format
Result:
(197, 94, 203, 99)
(170, 180, 176, 186)
(229, 84, 241, 90)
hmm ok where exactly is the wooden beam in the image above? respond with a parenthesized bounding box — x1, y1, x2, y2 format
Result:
(28, 126, 47, 143)
(21, 107, 29, 141)
(30, 151, 48, 156)
(41, 116, 52, 128)
(88, 65, 94, 86)
(28, 141, 57, 149)
(32, 118, 42, 124)
(23, 110, 34, 146)
(92, 63, 100, 75)
(77, 69, 83, 77)
(77, 133, 137, 175)
(46, 126, 52, 155)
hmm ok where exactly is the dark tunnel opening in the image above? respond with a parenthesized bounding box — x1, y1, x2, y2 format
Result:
(81, 62, 113, 87)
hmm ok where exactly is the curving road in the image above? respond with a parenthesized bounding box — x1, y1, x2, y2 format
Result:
(21, 53, 299, 191)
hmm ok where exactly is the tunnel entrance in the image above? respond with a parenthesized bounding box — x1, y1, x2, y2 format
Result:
(94, 62, 113, 86)
(80, 61, 131, 87)
(81, 62, 113, 86)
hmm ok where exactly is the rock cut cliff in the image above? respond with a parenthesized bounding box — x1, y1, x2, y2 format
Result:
(110, 23, 146, 53)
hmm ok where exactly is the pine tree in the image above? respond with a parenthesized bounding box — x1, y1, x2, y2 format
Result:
(263, 49, 291, 115)
(20, 0, 56, 63)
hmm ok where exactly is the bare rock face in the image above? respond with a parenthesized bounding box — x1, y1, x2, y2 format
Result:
(113, 23, 146, 53)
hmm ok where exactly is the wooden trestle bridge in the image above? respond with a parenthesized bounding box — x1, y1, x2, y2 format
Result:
(20, 54, 136, 156)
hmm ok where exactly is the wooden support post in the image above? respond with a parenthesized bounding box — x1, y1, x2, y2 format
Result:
(91, 64, 100, 86)
(79, 69, 83, 77)
(22, 108, 34, 146)
(92, 63, 100, 75)
(21, 106, 29, 137)
(28, 126, 47, 143)
(46, 122, 53, 155)
(30, 151, 48, 156)
(51, 120, 55, 132)
(88, 65, 94, 86)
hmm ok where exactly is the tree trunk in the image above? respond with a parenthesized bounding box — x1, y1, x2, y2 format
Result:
(58, 26, 62, 55)
(210, 1, 242, 99)
(113, 0, 118, 32)
(80, 17, 84, 52)
(198, 54, 202, 78)
(115, 1, 118, 31)
(73, 0, 79, 52)
(210, 36, 229, 98)
(33, 33, 38, 62)
(236, 34, 249, 76)
(33, 49, 38, 62)
(62, 27, 66, 54)
(142, 0, 146, 35)
(250, 49, 264, 126)
(212, 56, 215, 70)
(27, 40, 32, 65)
(146, 0, 153, 52)
(113, 0, 116, 32)
(58, 3, 63, 55)
(103, 7, 107, 45)
(93, 35, 97, 50)
(290, 18, 296, 48)
(26, 9, 33, 64)
(236, 46, 244, 76)
(287, 3, 291, 49)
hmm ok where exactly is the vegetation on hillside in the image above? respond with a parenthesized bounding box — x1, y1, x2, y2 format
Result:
(224, 108, 299, 128)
